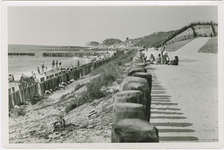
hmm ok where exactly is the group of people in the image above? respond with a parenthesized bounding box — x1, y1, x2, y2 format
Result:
(143, 46, 179, 65)
(52, 60, 62, 69)
(37, 60, 62, 76)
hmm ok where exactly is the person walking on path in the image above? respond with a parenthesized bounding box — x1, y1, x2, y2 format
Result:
(59, 61, 62, 70)
(161, 45, 165, 64)
(149, 54, 155, 63)
(55, 60, 58, 68)
(154, 54, 162, 65)
(162, 51, 170, 64)
(41, 62, 45, 74)
(52, 60, 55, 69)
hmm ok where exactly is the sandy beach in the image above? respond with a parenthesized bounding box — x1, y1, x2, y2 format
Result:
(146, 37, 218, 142)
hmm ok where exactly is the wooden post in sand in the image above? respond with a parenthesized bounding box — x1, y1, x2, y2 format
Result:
(51, 77, 55, 91)
(39, 77, 45, 96)
(73, 70, 77, 80)
(19, 84, 24, 102)
(58, 74, 62, 84)
(65, 72, 69, 83)
(8, 88, 13, 110)
(112, 118, 159, 142)
(92, 62, 96, 70)
(75, 69, 79, 79)
(11, 87, 17, 106)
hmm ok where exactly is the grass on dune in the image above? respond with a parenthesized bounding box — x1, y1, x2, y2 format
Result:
(198, 37, 218, 54)
(164, 39, 194, 52)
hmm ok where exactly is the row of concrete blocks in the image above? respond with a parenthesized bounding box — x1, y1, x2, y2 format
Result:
(111, 50, 159, 143)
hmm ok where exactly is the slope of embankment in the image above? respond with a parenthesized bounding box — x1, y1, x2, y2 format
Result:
(9, 50, 137, 143)
(130, 22, 218, 48)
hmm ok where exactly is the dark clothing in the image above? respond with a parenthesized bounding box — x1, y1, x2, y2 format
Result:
(170, 59, 179, 65)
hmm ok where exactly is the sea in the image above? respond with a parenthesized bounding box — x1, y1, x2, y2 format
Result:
(8, 44, 85, 79)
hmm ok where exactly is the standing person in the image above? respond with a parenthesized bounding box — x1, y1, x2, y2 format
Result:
(161, 45, 166, 64)
(161, 45, 165, 64)
(154, 54, 162, 65)
(59, 61, 62, 70)
(149, 54, 155, 63)
(163, 51, 170, 64)
(52, 60, 55, 69)
(55, 60, 58, 68)
(41, 62, 45, 74)
(31, 71, 36, 79)
(37, 67, 41, 75)
(144, 55, 147, 63)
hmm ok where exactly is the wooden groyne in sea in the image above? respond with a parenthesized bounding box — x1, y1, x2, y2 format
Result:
(42, 52, 87, 57)
(8, 53, 35, 56)
(42, 51, 112, 57)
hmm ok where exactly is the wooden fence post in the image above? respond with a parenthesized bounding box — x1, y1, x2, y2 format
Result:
(8, 88, 13, 110)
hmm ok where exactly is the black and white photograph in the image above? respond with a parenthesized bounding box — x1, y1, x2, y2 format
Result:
(2, 1, 223, 149)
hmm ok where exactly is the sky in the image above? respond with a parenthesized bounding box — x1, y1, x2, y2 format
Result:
(8, 6, 218, 46)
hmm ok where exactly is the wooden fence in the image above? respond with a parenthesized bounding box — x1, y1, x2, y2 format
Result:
(8, 57, 113, 111)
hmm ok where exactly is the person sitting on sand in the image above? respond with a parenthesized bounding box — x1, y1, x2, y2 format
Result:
(168, 56, 179, 65)
(31, 71, 36, 79)
(154, 54, 162, 65)
(149, 54, 155, 63)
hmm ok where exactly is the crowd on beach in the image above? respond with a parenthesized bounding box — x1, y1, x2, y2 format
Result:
(9, 53, 113, 83)
(37, 60, 62, 76)
(142, 46, 179, 66)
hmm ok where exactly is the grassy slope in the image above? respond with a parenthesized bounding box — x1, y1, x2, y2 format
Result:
(9, 50, 137, 143)
(198, 37, 218, 54)
(164, 39, 194, 52)
(131, 31, 176, 48)
(130, 22, 217, 48)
